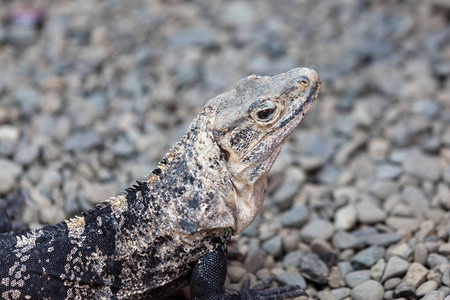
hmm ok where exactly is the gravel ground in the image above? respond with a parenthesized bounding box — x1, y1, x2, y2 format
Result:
(0, 0, 449, 299)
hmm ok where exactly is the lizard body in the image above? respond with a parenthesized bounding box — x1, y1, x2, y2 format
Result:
(0, 67, 321, 299)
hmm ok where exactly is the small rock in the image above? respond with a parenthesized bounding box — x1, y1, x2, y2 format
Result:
(389, 242, 412, 260)
(366, 233, 401, 247)
(334, 205, 357, 230)
(64, 131, 102, 151)
(370, 258, 386, 281)
(328, 266, 346, 288)
(275, 271, 307, 289)
(351, 280, 384, 300)
(337, 261, 354, 278)
(368, 138, 390, 161)
(384, 290, 394, 300)
(369, 181, 400, 200)
(381, 256, 410, 282)
(376, 163, 402, 180)
(227, 266, 247, 283)
(414, 243, 428, 264)
(272, 167, 305, 209)
(345, 270, 371, 288)
(316, 291, 336, 300)
(300, 253, 329, 284)
(438, 243, 450, 256)
(280, 205, 308, 227)
(393, 282, 416, 299)
(416, 280, 439, 297)
(262, 236, 282, 257)
(331, 287, 351, 300)
(356, 201, 386, 224)
(427, 254, 449, 269)
(244, 249, 265, 273)
(384, 277, 402, 290)
(299, 156, 324, 171)
(422, 291, 446, 300)
(0, 159, 22, 194)
(0, 125, 19, 143)
(385, 217, 421, 231)
(403, 151, 441, 181)
(83, 182, 119, 205)
(442, 266, 449, 286)
(282, 250, 303, 268)
(333, 231, 365, 250)
(404, 262, 428, 288)
(402, 185, 430, 218)
(300, 219, 334, 242)
(352, 246, 385, 269)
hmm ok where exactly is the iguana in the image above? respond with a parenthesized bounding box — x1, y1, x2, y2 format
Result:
(0, 67, 321, 300)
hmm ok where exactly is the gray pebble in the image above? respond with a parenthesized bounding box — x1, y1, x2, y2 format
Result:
(442, 266, 449, 286)
(403, 151, 441, 181)
(275, 270, 307, 289)
(333, 231, 365, 250)
(351, 280, 384, 300)
(366, 233, 401, 247)
(404, 262, 428, 288)
(300, 219, 334, 242)
(272, 167, 305, 209)
(337, 261, 354, 278)
(356, 201, 386, 224)
(331, 287, 351, 300)
(381, 256, 410, 282)
(227, 266, 246, 283)
(244, 249, 265, 273)
(416, 280, 439, 297)
(368, 181, 400, 200)
(316, 291, 336, 300)
(334, 205, 357, 231)
(370, 258, 386, 281)
(280, 205, 308, 227)
(300, 253, 329, 284)
(384, 277, 402, 290)
(15, 143, 39, 165)
(376, 163, 402, 180)
(402, 185, 430, 218)
(262, 235, 282, 257)
(352, 246, 385, 268)
(393, 282, 416, 299)
(427, 254, 449, 269)
(64, 131, 102, 151)
(0, 159, 22, 194)
(345, 270, 371, 288)
(422, 291, 446, 300)
(282, 250, 303, 268)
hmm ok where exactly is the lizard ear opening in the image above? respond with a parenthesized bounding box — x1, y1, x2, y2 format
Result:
(220, 148, 230, 162)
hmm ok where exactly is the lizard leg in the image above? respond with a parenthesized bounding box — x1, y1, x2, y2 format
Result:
(190, 246, 307, 300)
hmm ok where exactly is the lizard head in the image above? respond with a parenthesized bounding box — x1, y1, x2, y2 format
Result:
(207, 67, 321, 234)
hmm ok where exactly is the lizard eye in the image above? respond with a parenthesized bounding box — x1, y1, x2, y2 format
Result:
(251, 100, 278, 123)
(300, 78, 310, 87)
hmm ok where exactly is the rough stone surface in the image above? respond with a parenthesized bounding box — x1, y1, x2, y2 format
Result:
(300, 219, 334, 242)
(381, 256, 410, 282)
(351, 280, 384, 300)
(404, 262, 428, 288)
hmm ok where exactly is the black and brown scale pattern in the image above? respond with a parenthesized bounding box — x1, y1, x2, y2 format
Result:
(0, 67, 321, 299)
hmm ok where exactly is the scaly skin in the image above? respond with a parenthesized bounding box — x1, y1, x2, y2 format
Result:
(0, 67, 321, 299)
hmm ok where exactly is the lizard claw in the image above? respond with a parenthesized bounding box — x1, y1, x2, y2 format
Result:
(238, 276, 307, 300)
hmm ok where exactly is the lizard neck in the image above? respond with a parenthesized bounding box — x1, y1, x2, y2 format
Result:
(145, 110, 239, 234)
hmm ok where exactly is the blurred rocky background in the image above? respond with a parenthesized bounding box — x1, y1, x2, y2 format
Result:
(0, 0, 449, 299)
